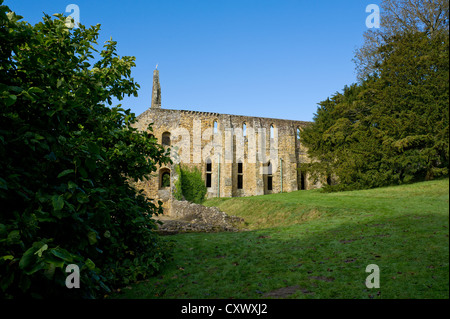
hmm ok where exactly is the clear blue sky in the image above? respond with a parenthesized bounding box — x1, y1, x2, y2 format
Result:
(7, 0, 380, 121)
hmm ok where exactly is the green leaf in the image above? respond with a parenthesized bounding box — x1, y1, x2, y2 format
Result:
(58, 135, 66, 144)
(44, 253, 65, 269)
(45, 151, 57, 161)
(99, 281, 111, 293)
(51, 195, 64, 211)
(57, 169, 74, 178)
(85, 258, 95, 270)
(43, 263, 56, 279)
(78, 167, 88, 178)
(4, 94, 17, 107)
(28, 87, 44, 94)
(6, 11, 23, 22)
(0, 178, 8, 190)
(19, 246, 37, 270)
(7, 86, 22, 93)
(0, 224, 6, 236)
(68, 181, 78, 189)
(25, 261, 46, 275)
(85, 158, 96, 171)
(50, 247, 73, 263)
(34, 244, 48, 258)
(77, 192, 89, 204)
(1, 255, 14, 261)
(19, 242, 48, 275)
(7, 230, 20, 244)
(87, 142, 100, 155)
(87, 231, 97, 245)
(56, 78, 64, 88)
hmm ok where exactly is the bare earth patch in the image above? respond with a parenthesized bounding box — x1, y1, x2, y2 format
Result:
(263, 285, 314, 298)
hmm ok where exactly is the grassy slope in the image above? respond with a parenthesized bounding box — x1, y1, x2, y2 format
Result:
(112, 179, 449, 299)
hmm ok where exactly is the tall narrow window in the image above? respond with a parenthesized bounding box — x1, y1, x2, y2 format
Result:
(270, 125, 274, 139)
(300, 172, 305, 190)
(237, 161, 243, 189)
(162, 132, 171, 146)
(267, 161, 273, 191)
(213, 121, 218, 134)
(206, 159, 212, 188)
(297, 128, 301, 141)
(243, 123, 247, 137)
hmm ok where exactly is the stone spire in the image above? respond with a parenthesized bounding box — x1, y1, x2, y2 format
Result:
(151, 66, 161, 109)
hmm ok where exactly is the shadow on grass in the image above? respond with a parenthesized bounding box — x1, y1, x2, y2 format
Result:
(111, 212, 449, 299)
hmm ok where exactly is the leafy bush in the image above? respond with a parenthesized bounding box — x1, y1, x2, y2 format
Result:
(175, 165, 207, 204)
(173, 165, 184, 201)
(0, 3, 172, 298)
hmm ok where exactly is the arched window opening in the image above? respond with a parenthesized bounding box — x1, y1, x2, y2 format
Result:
(160, 168, 170, 189)
(206, 159, 212, 188)
(243, 123, 247, 137)
(297, 128, 301, 141)
(237, 161, 243, 189)
(213, 121, 218, 134)
(162, 132, 171, 146)
(267, 161, 273, 175)
(270, 125, 274, 139)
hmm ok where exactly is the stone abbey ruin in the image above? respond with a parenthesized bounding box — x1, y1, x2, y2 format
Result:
(133, 69, 323, 215)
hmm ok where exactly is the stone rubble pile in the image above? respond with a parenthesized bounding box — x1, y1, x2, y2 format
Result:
(155, 200, 245, 235)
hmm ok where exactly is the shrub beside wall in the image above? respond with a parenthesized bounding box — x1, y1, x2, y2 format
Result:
(173, 165, 207, 204)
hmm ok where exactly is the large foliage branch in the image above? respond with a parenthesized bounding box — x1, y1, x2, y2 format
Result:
(0, 3, 172, 298)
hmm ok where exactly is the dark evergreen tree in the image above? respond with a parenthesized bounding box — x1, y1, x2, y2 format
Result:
(302, 31, 449, 191)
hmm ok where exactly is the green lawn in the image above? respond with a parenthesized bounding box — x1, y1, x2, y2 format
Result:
(111, 179, 449, 299)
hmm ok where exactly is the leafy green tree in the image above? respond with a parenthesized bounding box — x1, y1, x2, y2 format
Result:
(355, 0, 449, 81)
(302, 82, 385, 190)
(0, 3, 171, 298)
(303, 31, 449, 191)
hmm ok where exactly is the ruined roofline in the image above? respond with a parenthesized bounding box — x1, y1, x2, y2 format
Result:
(136, 107, 312, 126)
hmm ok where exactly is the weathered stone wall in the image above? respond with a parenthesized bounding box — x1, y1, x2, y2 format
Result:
(133, 106, 323, 215)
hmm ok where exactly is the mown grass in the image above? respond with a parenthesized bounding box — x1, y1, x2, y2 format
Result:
(110, 179, 449, 299)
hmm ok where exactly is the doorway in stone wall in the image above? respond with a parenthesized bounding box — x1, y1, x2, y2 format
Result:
(263, 161, 273, 194)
